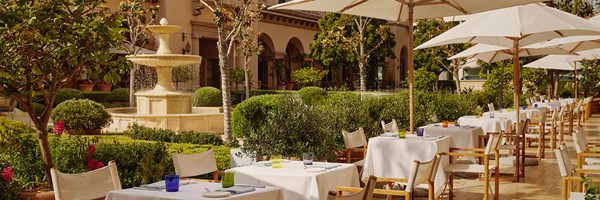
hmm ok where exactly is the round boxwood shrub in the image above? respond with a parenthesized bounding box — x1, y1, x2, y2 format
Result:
(108, 88, 130, 103)
(298, 86, 327, 105)
(51, 99, 112, 130)
(54, 88, 84, 106)
(31, 103, 45, 117)
(193, 87, 222, 107)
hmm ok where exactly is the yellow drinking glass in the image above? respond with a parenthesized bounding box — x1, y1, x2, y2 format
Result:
(271, 155, 283, 168)
(398, 130, 406, 138)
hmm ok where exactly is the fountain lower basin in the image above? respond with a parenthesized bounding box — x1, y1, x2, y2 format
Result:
(106, 107, 224, 133)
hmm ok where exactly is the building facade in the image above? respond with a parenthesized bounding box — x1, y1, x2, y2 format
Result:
(107, 0, 410, 90)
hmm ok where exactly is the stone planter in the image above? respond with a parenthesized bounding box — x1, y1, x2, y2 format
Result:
(66, 128, 102, 135)
(98, 84, 112, 92)
(286, 82, 295, 90)
(78, 84, 94, 92)
(19, 191, 54, 200)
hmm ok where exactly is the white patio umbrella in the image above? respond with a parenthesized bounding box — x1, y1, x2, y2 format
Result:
(269, 0, 545, 134)
(527, 15, 600, 54)
(416, 3, 600, 180)
(523, 49, 600, 98)
(449, 43, 575, 63)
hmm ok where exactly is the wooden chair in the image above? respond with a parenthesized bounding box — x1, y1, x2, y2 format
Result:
(51, 160, 122, 200)
(328, 175, 377, 200)
(230, 148, 256, 168)
(442, 133, 503, 200)
(525, 99, 532, 107)
(488, 103, 496, 111)
(381, 119, 398, 133)
(172, 149, 220, 182)
(336, 155, 441, 200)
(498, 119, 528, 181)
(554, 144, 600, 199)
(572, 130, 600, 169)
(525, 113, 547, 162)
(342, 127, 367, 166)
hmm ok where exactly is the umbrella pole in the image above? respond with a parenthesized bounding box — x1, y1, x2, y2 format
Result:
(408, 4, 415, 134)
(512, 39, 522, 179)
(574, 61, 578, 99)
(500, 60, 505, 109)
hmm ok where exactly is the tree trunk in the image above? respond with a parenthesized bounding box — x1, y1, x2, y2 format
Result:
(129, 65, 137, 107)
(358, 27, 367, 93)
(546, 69, 554, 99)
(35, 124, 53, 186)
(244, 68, 250, 100)
(453, 64, 461, 95)
(217, 34, 232, 142)
(554, 71, 559, 98)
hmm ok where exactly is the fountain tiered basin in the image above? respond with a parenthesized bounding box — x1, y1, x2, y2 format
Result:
(106, 18, 224, 133)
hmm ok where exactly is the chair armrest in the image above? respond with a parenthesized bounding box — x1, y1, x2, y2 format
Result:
(440, 152, 486, 157)
(376, 177, 408, 183)
(373, 189, 410, 196)
(574, 169, 600, 175)
(336, 186, 362, 193)
(580, 153, 600, 158)
(449, 147, 485, 152)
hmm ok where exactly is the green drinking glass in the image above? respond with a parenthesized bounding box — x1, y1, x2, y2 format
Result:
(221, 172, 235, 188)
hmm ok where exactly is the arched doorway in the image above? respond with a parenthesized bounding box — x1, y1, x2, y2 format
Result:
(258, 34, 275, 89)
(285, 37, 304, 85)
(400, 46, 408, 81)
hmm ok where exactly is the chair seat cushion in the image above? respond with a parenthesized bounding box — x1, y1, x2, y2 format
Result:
(499, 145, 516, 150)
(585, 157, 600, 165)
(582, 165, 600, 170)
(445, 164, 495, 173)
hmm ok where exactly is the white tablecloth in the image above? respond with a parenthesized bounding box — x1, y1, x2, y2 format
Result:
(227, 161, 359, 200)
(362, 135, 451, 196)
(105, 181, 284, 200)
(501, 108, 542, 119)
(457, 116, 512, 133)
(482, 110, 527, 122)
(532, 101, 561, 110)
(560, 98, 575, 106)
(421, 124, 484, 149)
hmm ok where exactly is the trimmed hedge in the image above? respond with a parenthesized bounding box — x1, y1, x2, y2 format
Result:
(298, 86, 327, 105)
(108, 88, 130, 103)
(54, 88, 84, 106)
(82, 91, 109, 103)
(193, 87, 222, 107)
(128, 124, 224, 146)
(51, 99, 112, 130)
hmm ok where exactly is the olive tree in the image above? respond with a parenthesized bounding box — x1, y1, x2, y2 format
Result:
(0, 0, 124, 183)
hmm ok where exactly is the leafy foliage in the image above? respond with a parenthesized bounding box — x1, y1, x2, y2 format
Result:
(193, 87, 223, 107)
(172, 67, 193, 88)
(51, 99, 112, 130)
(298, 86, 327, 105)
(580, 60, 600, 97)
(54, 89, 85, 107)
(128, 124, 224, 146)
(414, 68, 438, 92)
(293, 67, 328, 87)
(0, 118, 43, 193)
(108, 88, 130, 103)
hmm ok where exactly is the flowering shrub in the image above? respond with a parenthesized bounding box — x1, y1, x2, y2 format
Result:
(53, 121, 65, 136)
(86, 144, 104, 171)
(2, 166, 13, 183)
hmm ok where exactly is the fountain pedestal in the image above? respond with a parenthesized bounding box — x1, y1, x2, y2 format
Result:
(136, 91, 193, 115)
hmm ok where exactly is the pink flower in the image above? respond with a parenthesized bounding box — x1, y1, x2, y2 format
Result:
(52, 121, 65, 136)
(87, 159, 104, 171)
(2, 166, 14, 183)
(86, 144, 96, 159)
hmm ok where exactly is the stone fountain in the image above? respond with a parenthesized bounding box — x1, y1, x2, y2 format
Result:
(107, 18, 224, 133)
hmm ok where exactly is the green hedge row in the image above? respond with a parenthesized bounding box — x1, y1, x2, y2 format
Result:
(0, 118, 231, 195)
(232, 90, 478, 161)
(128, 124, 224, 146)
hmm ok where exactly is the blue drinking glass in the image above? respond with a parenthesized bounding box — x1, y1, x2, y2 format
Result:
(165, 174, 180, 192)
(534, 104, 538, 108)
(416, 127, 424, 136)
(542, 100, 545, 103)
(522, 106, 526, 110)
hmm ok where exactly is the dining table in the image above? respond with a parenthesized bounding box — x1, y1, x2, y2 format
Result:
(226, 161, 359, 200)
(482, 110, 528, 122)
(532, 101, 561, 110)
(457, 116, 512, 134)
(105, 181, 284, 200)
(361, 134, 451, 197)
(421, 123, 484, 149)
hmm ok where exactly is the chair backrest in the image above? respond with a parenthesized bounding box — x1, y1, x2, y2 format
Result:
(405, 155, 441, 192)
(230, 148, 256, 168)
(172, 149, 218, 178)
(484, 133, 503, 155)
(342, 127, 367, 149)
(327, 175, 377, 200)
(540, 95, 546, 101)
(488, 103, 495, 111)
(51, 160, 121, 200)
(381, 119, 398, 133)
(362, 175, 377, 200)
(525, 99, 532, 106)
(554, 145, 574, 177)
(572, 131, 588, 154)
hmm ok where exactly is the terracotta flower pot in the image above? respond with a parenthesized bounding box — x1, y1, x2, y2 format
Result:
(98, 84, 112, 92)
(78, 84, 94, 92)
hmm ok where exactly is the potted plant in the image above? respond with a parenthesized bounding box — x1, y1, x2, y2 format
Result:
(50, 99, 112, 135)
(77, 79, 94, 92)
(98, 80, 112, 92)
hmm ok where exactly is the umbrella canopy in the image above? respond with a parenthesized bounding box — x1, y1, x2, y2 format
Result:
(449, 43, 575, 63)
(415, 3, 600, 176)
(416, 3, 600, 49)
(269, 0, 544, 138)
(527, 15, 600, 53)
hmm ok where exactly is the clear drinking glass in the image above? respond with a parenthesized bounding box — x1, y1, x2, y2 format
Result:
(271, 155, 283, 168)
(221, 172, 235, 188)
(303, 152, 314, 165)
(165, 174, 180, 192)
